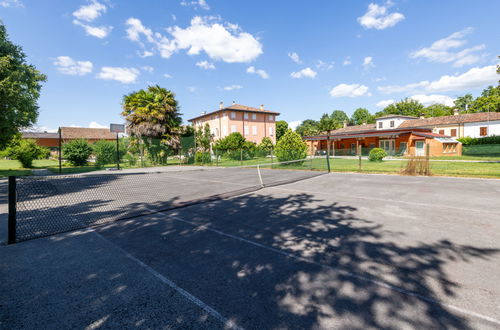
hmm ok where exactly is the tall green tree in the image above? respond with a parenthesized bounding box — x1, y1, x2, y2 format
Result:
(469, 86, 500, 112)
(376, 98, 424, 117)
(295, 119, 320, 137)
(331, 110, 349, 127)
(454, 94, 474, 112)
(121, 85, 182, 145)
(0, 21, 46, 149)
(196, 123, 212, 152)
(350, 108, 375, 125)
(423, 104, 453, 117)
(274, 130, 307, 162)
(276, 120, 289, 141)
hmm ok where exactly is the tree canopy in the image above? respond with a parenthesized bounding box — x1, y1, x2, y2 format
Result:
(295, 119, 320, 137)
(276, 120, 289, 141)
(0, 21, 47, 149)
(121, 85, 182, 145)
(350, 108, 375, 125)
(331, 110, 350, 126)
(376, 98, 425, 117)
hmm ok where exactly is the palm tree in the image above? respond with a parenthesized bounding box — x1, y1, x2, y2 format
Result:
(318, 113, 338, 172)
(122, 85, 182, 148)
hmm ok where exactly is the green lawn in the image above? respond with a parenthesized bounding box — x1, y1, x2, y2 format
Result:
(0, 159, 62, 177)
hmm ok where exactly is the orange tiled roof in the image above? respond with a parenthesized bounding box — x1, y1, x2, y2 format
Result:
(188, 103, 280, 121)
(60, 127, 116, 140)
(399, 112, 500, 128)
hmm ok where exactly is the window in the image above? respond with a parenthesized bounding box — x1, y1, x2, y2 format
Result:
(268, 115, 274, 121)
(222, 126, 228, 136)
(340, 144, 345, 149)
(378, 122, 383, 128)
(450, 129, 457, 137)
(439, 129, 445, 135)
(399, 142, 407, 154)
(390, 121, 395, 128)
(252, 126, 257, 135)
(252, 113, 256, 120)
(480, 126, 488, 136)
(230, 112, 236, 119)
(231, 125, 237, 133)
(244, 125, 249, 135)
(269, 126, 274, 136)
(369, 143, 375, 149)
(244, 113, 249, 120)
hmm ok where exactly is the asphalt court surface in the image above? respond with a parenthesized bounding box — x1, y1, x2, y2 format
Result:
(1, 170, 500, 329)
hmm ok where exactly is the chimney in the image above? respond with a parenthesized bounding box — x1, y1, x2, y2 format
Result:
(362, 122, 366, 126)
(343, 120, 348, 128)
(232, 100, 236, 104)
(219, 101, 223, 110)
(420, 113, 425, 119)
(260, 104, 264, 111)
(453, 108, 459, 116)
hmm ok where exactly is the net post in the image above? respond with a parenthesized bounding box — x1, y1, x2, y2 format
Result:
(58, 128, 62, 174)
(257, 165, 264, 187)
(326, 135, 331, 173)
(240, 148, 243, 166)
(116, 133, 120, 170)
(8, 176, 17, 244)
(358, 145, 362, 172)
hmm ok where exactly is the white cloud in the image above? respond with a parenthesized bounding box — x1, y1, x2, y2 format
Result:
(378, 65, 498, 94)
(246, 66, 269, 79)
(288, 52, 302, 64)
(316, 60, 334, 71)
(73, 0, 106, 22)
(180, 0, 210, 10)
(73, 20, 112, 38)
(89, 121, 107, 129)
(163, 73, 173, 78)
(141, 66, 154, 72)
(290, 67, 317, 79)
(223, 85, 243, 91)
(363, 56, 374, 69)
(357, 3, 405, 30)
(0, 0, 23, 8)
(289, 120, 302, 131)
(97, 67, 139, 83)
(139, 50, 154, 58)
(30, 125, 57, 133)
(172, 14, 177, 21)
(125, 16, 262, 63)
(376, 99, 395, 108)
(343, 56, 351, 66)
(409, 94, 455, 107)
(188, 86, 197, 92)
(196, 60, 215, 69)
(329, 83, 371, 98)
(409, 28, 486, 67)
(53, 56, 93, 76)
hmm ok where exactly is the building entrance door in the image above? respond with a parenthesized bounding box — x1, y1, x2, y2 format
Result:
(415, 141, 425, 156)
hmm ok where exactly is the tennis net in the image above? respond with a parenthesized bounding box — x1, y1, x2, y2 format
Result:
(8, 158, 327, 243)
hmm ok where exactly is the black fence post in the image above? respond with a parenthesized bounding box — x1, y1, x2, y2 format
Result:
(358, 145, 362, 172)
(8, 176, 17, 244)
(58, 128, 62, 174)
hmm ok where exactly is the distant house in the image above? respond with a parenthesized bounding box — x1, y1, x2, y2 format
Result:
(188, 102, 280, 144)
(305, 115, 462, 157)
(22, 127, 117, 151)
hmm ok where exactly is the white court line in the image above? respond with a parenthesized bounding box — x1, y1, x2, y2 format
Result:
(166, 214, 500, 326)
(88, 229, 244, 330)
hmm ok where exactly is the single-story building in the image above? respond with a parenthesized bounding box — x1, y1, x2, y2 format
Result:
(22, 127, 117, 151)
(305, 115, 462, 157)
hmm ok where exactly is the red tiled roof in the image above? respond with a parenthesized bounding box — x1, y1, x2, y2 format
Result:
(188, 103, 280, 121)
(60, 127, 116, 140)
(22, 132, 59, 139)
(399, 112, 500, 128)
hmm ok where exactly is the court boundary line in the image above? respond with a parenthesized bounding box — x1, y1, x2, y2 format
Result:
(88, 229, 244, 330)
(165, 214, 500, 326)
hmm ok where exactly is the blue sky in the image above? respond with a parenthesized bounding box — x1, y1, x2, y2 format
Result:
(1, 0, 499, 131)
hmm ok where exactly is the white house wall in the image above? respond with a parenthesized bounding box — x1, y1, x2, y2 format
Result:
(464, 120, 500, 138)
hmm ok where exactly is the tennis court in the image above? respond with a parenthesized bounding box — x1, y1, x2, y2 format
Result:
(1, 165, 500, 329)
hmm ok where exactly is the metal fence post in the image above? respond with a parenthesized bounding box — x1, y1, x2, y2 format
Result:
(358, 145, 362, 172)
(8, 176, 17, 244)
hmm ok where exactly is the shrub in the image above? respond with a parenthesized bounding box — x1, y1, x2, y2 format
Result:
(369, 148, 387, 162)
(93, 140, 117, 166)
(258, 137, 274, 156)
(195, 151, 211, 164)
(62, 139, 93, 166)
(457, 135, 500, 145)
(274, 130, 307, 162)
(6, 139, 49, 168)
